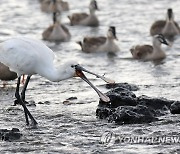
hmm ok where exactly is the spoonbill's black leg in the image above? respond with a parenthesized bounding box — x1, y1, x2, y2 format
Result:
(21, 75, 31, 103)
(15, 77, 29, 125)
(20, 75, 38, 126)
(15, 76, 37, 126)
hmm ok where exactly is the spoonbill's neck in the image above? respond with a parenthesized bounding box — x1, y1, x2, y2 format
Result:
(39, 64, 74, 82)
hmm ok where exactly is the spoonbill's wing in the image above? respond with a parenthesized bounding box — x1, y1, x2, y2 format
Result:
(0, 37, 55, 76)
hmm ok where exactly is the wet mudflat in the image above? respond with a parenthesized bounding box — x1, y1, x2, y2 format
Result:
(0, 0, 180, 153)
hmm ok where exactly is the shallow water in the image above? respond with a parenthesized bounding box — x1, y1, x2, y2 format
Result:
(0, 0, 180, 153)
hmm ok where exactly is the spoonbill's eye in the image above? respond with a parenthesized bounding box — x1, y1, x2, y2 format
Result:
(71, 64, 79, 68)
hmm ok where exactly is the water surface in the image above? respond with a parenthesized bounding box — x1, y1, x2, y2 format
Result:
(0, 0, 180, 153)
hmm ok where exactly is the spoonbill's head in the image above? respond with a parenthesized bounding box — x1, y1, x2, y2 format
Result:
(63, 61, 114, 102)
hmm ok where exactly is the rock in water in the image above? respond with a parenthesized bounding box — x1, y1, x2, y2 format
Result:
(137, 95, 172, 110)
(97, 87, 178, 124)
(170, 101, 180, 114)
(108, 105, 158, 124)
(105, 82, 139, 91)
(0, 128, 22, 141)
(99, 87, 137, 108)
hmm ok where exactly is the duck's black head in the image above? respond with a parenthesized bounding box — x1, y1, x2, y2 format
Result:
(108, 26, 117, 40)
(167, 8, 173, 20)
(156, 34, 169, 45)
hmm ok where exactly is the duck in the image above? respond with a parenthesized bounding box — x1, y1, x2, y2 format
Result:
(68, 0, 99, 27)
(57, 0, 69, 11)
(40, 0, 69, 13)
(77, 26, 120, 54)
(0, 62, 17, 87)
(130, 34, 169, 61)
(42, 12, 71, 41)
(150, 8, 180, 41)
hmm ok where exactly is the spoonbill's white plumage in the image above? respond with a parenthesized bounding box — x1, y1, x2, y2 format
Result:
(0, 37, 112, 126)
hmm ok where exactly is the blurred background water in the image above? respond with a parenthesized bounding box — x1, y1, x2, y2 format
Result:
(0, 0, 180, 153)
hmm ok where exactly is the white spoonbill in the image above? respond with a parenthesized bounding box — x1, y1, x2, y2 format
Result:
(0, 37, 114, 126)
